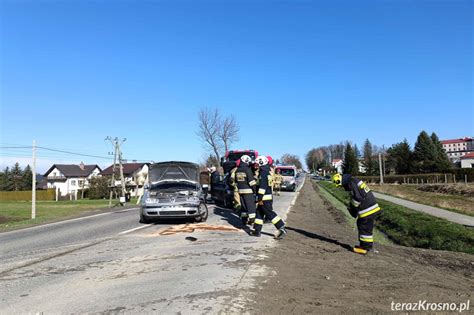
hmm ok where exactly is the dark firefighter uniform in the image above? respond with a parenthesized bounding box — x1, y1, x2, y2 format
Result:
(235, 162, 257, 225)
(342, 174, 382, 251)
(253, 164, 285, 236)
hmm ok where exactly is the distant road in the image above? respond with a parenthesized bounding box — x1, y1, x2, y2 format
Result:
(373, 192, 474, 227)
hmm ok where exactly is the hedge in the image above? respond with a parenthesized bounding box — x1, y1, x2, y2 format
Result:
(0, 189, 56, 201)
(318, 181, 474, 254)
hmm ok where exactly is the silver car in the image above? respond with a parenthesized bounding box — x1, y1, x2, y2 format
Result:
(139, 161, 208, 223)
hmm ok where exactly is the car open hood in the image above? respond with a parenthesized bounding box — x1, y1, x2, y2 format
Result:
(149, 161, 200, 184)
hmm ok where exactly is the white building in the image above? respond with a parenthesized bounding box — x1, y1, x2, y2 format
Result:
(460, 153, 474, 168)
(332, 159, 343, 174)
(441, 137, 474, 162)
(100, 163, 149, 196)
(43, 163, 102, 196)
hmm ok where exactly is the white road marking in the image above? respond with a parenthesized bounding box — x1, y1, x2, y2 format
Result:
(118, 225, 150, 235)
(1, 208, 139, 235)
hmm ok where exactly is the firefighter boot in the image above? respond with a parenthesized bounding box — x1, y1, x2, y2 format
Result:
(274, 227, 287, 240)
(353, 246, 369, 255)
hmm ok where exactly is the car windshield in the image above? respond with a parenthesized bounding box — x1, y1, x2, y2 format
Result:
(227, 152, 256, 162)
(278, 169, 295, 176)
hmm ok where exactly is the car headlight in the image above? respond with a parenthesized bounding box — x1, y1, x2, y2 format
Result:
(187, 196, 199, 202)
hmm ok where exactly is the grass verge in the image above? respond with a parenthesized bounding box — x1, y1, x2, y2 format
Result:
(317, 180, 474, 255)
(370, 184, 474, 217)
(316, 182, 392, 245)
(0, 198, 138, 232)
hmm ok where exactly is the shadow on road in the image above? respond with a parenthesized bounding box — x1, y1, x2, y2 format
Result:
(286, 226, 353, 252)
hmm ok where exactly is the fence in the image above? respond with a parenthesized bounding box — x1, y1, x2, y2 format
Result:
(358, 173, 473, 185)
(0, 189, 56, 201)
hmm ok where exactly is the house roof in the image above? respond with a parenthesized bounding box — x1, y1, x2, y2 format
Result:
(441, 137, 473, 144)
(460, 152, 474, 159)
(44, 164, 101, 177)
(100, 163, 148, 176)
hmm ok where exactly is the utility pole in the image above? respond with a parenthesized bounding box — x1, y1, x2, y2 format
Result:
(378, 153, 384, 185)
(106, 137, 126, 207)
(32, 140, 36, 219)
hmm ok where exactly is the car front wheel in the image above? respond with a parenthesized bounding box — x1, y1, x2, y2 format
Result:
(195, 203, 208, 222)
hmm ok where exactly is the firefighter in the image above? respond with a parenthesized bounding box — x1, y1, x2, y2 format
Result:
(273, 168, 283, 196)
(252, 156, 287, 239)
(332, 173, 382, 255)
(235, 155, 257, 225)
(228, 159, 241, 211)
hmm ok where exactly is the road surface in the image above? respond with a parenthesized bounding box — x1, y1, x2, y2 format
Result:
(0, 177, 304, 313)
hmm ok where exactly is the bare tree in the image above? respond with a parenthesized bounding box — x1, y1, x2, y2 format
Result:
(197, 107, 240, 162)
(281, 153, 303, 169)
(218, 115, 240, 153)
(197, 108, 223, 162)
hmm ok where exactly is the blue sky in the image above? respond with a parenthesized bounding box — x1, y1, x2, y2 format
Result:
(0, 0, 472, 172)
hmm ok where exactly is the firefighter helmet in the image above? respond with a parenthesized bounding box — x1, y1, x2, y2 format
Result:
(266, 156, 273, 166)
(332, 173, 342, 187)
(240, 155, 252, 164)
(256, 156, 268, 166)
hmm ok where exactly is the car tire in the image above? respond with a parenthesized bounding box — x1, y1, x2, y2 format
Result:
(139, 212, 152, 224)
(292, 184, 297, 192)
(195, 203, 208, 222)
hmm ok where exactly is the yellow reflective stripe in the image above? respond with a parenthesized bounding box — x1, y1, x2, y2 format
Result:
(254, 219, 264, 225)
(262, 194, 273, 201)
(359, 234, 373, 242)
(358, 206, 381, 218)
(357, 181, 364, 187)
(241, 213, 248, 218)
(239, 189, 253, 194)
(351, 199, 361, 207)
(249, 180, 257, 186)
(271, 216, 282, 225)
(258, 188, 266, 195)
(249, 213, 256, 219)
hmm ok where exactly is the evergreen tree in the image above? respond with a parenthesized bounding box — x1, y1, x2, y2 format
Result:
(9, 163, 23, 191)
(343, 143, 359, 175)
(22, 165, 33, 190)
(387, 139, 414, 174)
(431, 132, 451, 171)
(0, 167, 10, 191)
(413, 131, 436, 172)
(363, 139, 376, 175)
(354, 144, 361, 159)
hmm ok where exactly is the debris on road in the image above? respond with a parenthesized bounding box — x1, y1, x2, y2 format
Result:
(156, 223, 240, 236)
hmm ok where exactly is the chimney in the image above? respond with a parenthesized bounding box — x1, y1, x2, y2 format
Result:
(79, 161, 85, 170)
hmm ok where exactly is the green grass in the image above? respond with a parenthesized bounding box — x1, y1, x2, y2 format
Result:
(0, 198, 138, 232)
(316, 182, 392, 245)
(370, 184, 474, 217)
(317, 180, 474, 255)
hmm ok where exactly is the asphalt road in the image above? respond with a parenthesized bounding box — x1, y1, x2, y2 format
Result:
(0, 176, 304, 314)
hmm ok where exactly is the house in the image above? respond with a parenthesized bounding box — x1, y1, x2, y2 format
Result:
(100, 163, 149, 196)
(460, 153, 474, 169)
(441, 137, 474, 162)
(43, 163, 102, 196)
(331, 159, 343, 174)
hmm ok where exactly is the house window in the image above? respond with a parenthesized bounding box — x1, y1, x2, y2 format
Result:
(78, 180, 84, 186)
(71, 180, 76, 186)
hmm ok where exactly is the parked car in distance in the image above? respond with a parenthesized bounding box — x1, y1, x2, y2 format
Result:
(275, 165, 298, 192)
(139, 161, 208, 223)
